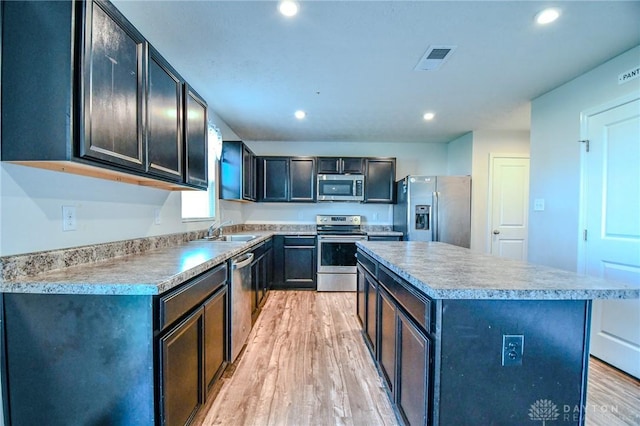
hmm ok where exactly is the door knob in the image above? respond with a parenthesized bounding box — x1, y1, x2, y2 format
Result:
(493, 230, 500, 235)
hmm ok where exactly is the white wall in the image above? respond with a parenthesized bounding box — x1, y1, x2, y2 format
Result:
(447, 132, 473, 175)
(469, 130, 530, 253)
(529, 45, 640, 271)
(0, 112, 238, 256)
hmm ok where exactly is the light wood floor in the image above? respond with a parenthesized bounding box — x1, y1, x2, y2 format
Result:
(195, 291, 640, 426)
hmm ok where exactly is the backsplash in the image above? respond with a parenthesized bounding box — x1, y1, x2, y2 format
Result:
(0, 223, 395, 281)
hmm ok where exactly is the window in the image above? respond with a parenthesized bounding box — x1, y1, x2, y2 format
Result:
(181, 123, 222, 220)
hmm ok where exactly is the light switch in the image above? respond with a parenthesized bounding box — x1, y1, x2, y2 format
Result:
(533, 198, 545, 211)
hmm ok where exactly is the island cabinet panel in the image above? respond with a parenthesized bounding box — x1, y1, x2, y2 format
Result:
(436, 299, 590, 426)
(378, 286, 397, 395)
(365, 270, 378, 354)
(80, 0, 146, 171)
(356, 265, 366, 326)
(3, 294, 155, 425)
(356, 247, 593, 426)
(397, 310, 430, 426)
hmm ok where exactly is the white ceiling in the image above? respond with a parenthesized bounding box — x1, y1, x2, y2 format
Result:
(112, 1, 640, 143)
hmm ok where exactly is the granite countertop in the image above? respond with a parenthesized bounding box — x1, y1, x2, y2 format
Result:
(1, 233, 275, 296)
(365, 231, 403, 237)
(357, 241, 640, 300)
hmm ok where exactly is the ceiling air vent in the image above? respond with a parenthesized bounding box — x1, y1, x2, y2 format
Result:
(414, 45, 457, 71)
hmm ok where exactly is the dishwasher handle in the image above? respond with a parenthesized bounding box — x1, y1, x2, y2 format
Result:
(232, 253, 254, 269)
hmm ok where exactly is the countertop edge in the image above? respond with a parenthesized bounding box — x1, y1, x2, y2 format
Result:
(357, 242, 640, 300)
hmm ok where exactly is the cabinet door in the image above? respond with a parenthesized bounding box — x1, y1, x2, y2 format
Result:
(203, 288, 227, 393)
(283, 240, 316, 289)
(264, 243, 274, 294)
(342, 157, 364, 174)
(364, 158, 396, 203)
(290, 157, 316, 202)
(81, 0, 145, 170)
(365, 272, 378, 353)
(317, 157, 341, 174)
(258, 157, 289, 201)
(242, 146, 256, 201)
(159, 307, 203, 426)
(379, 287, 397, 396)
(356, 265, 366, 326)
(397, 310, 430, 426)
(146, 47, 183, 181)
(185, 86, 208, 189)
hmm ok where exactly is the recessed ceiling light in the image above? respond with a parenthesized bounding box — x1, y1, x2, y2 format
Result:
(279, 0, 299, 17)
(535, 8, 560, 25)
(295, 110, 306, 120)
(423, 112, 435, 121)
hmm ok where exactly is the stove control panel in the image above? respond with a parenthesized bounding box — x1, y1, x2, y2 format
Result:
(316, 215, 361, 225)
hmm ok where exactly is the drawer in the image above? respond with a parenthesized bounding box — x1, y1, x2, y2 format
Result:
(356, 250, 377, 276)
(159, 263, 227, 331)
(283, 236, 316, 246)
(378, 265, 432, 334)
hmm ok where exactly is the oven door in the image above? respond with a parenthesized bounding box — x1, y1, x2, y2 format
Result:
(317, 235, 368, 273)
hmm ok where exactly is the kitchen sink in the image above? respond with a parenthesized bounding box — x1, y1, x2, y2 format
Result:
(197, 234, 259, 242)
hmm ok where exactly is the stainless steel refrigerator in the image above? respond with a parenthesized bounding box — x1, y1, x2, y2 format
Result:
(393, 175, 471, 247)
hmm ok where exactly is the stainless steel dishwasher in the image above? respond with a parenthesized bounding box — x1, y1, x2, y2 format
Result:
(230, 252, 254, 362)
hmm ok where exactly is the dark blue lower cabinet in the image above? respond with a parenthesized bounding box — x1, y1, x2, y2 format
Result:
(159, 308, 204, 426)
(397, 310, 430, 426)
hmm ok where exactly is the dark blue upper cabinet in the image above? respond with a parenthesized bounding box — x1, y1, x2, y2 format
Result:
(146, 46, 184, 182)
(79, 0, 146, 171)
(1, 0, 207, 190)
(185, 86, 208, 189)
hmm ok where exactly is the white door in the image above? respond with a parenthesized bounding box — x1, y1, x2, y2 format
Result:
(583, 96, 640, 379)
(489, 155, 530, 260)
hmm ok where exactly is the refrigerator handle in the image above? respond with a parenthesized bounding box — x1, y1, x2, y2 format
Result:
(433, 191, 439, 242)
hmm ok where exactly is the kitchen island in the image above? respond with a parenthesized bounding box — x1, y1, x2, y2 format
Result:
(355, 241, 639, 426)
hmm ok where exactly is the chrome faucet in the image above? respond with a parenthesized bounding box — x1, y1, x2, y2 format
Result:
(208, 220, 233, 239)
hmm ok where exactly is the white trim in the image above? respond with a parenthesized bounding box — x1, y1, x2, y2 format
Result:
(577, 92, 640, 274)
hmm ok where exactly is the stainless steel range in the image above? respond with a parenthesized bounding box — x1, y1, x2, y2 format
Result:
(316, 215, 368, 292)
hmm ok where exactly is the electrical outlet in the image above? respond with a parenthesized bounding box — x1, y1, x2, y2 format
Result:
(62, 205, 77, 231)
(502, 334, 524, 366)
(533, 198, 545, 211)
(154, 208, 161, 225)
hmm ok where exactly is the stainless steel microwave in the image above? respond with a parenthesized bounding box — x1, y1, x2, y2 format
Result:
(317, 174, 364, 201)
